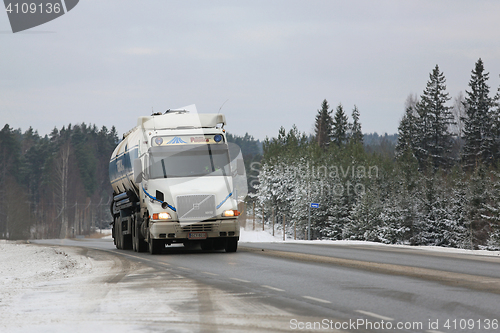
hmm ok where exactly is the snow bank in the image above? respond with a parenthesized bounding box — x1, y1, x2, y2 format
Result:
(239, 227, 283, 242)
(0, 241, 111, 332)
(0, 240, 298, 332)
(0, 241, 91, 286)
(239, 228, 500, 257)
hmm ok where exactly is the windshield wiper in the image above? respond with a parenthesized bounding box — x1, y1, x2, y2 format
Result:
(161, 159, 168, 178)
(207, 145, 215, 173)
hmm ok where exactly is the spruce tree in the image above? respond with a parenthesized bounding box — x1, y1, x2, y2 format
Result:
(415, 65, 453, 170)
(0, 125, 22, 238)
(450, 92, 466, 160)
(332, 103, 349, 147)
(314, 99, 333, 150)
(491, 83, 500, 165)
(396, 105, 418, 158)
(462, 58, 495, 168)
(350, 105, 363, 145)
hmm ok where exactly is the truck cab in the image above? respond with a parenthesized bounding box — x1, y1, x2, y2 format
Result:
(109, 109, 246, 254)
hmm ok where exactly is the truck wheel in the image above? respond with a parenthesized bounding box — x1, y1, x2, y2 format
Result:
(137, 239, 148, 252)
(112, 224, 117, 246)
(135, 222, 148, 253)
(225, 238, 238, 253)
(122, 234, 133, 250)
(149, 238, 163, 254)
(132, 221, 138, 252)
(115, 217, 122, 249)
(132, 226, 137, 252)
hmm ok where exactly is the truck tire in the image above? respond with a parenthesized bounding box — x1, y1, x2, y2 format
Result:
(225, 238, 238, 253)
(112, 223, 117, 246)
(134, 221, 147, 252)
(115, 217, 122, 249)
(149, 238, 163, 254)
(122, 234, 133, 250)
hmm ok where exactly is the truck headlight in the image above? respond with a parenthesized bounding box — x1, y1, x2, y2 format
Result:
(222, 210, 240, 217)
(152, 212, 172, 220)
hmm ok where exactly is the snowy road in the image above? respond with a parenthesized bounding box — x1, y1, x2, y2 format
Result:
(3, 239, 330, 333)
(2, 233, 500, 333)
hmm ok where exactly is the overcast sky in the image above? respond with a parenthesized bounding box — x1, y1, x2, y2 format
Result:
(2, 0, 500, 140)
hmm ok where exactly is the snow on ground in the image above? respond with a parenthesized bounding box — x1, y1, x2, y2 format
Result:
(1, 226, 498, 331)
(239, 227, 500, 257)
(0, 240, 110, 332)
(96, 228, 113, 239)
(239, 227, 282, 242)
(0, 227, 498, 332)
(0, 240, 303, 333)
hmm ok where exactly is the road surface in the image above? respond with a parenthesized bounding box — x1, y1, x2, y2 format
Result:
(30, 238, 500, 333)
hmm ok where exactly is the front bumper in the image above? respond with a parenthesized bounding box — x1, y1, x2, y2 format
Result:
(149, 218, 239, 241)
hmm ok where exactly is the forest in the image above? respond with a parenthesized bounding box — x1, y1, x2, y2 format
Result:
(0, 124, 119, 239)
(253, 58, 500, 250)
(1, 58, 499, 250)
(0, 123, 263, 240)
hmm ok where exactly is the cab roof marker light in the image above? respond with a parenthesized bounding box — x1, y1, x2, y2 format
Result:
(155, 137, 163, 145)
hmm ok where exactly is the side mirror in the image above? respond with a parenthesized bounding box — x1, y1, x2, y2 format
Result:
(237, 159, 245, 176)
(133, 158, 143, 184)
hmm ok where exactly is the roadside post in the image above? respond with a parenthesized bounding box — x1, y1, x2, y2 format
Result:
(272, 207, 275, 236)
(294, 220, 296, 240)
(253, 201, 256, 230)
(262, 205, 265, 231)
(283, 215, 286, 241)
(308, 203, 319, 240)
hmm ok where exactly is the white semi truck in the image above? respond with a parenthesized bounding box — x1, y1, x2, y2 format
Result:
(109, 108, 245, 254)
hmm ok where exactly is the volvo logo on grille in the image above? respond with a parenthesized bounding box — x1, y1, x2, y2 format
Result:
(177, 194, 216, 221)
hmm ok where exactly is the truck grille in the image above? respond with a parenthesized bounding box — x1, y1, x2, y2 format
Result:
(176, 194, 216, 221)
(179, 223, 216, 233)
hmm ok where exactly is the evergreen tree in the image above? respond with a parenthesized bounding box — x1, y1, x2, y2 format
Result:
(491, 83, 500, 165)
(416, 172, 465, 247)
(465, 166, 490, 248)
(226, 132, 262, 157)
(414, 65, 453, 170)
(450, 92, 466, 160)
(350, 105, 363, 145)
(71, 123, 97, 197)
(0, 125, 22, 238)
(395, 105, 418, 158)
(484, 171, 500, 250)
(462, 58, 496, 168)
(332, 103, 349, 147)
(343, 188, 383, 241)
(314, 99, 333, 149)
(0, 122, 120, 239)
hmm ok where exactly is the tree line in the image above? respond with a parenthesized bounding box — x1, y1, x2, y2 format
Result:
(3, 58, 500, 249)
(396, 59, 500, 171)
(253, 58, 500, 250)
(0, 123, 263, 240)
(0, 124, 118, 239)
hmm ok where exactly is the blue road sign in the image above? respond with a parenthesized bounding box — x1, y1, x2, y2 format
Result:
(310, 203, 319, 208)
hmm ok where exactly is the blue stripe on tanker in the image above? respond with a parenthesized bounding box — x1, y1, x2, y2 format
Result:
(109, 147, 139, 187)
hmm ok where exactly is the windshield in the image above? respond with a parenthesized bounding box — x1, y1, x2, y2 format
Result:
(148, 144, 231, 179)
